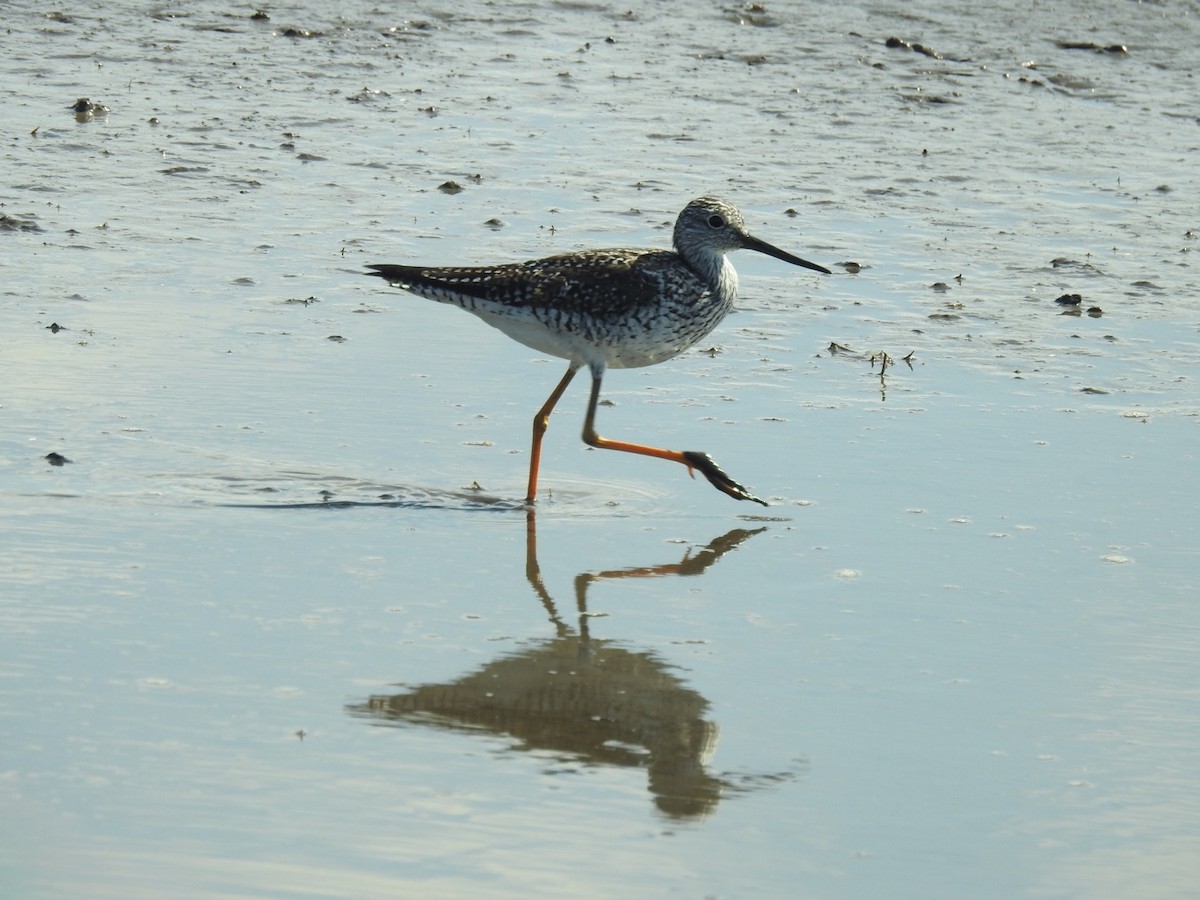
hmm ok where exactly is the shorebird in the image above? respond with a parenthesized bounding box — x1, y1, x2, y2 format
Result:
(68, 98, 109, 120)
(366, 196, 831, 506)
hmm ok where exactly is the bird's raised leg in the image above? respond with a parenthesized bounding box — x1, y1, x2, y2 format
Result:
(526, 363, 581, 504)
(579, 366, 768, 506)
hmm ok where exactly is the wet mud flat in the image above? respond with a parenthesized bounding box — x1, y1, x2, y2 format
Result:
(3, 0, 1199, 897)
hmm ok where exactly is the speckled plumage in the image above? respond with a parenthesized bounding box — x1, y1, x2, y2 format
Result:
(366, 197, 831, 506)
(368, 248, 713, 369)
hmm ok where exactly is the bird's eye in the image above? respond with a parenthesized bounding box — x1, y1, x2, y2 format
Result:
(707, 214, 725, 228)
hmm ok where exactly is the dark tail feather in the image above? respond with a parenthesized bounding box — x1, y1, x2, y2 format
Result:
(365, 264, 420, 285)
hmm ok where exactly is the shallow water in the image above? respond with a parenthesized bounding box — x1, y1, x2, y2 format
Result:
(2, 0, 1198, 897)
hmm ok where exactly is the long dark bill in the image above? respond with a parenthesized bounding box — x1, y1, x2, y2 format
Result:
(743, 234, 832, 275)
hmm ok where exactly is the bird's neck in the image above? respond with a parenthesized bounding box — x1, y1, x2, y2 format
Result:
(712, 257, 738, 304)
(678, 246, 739, 303)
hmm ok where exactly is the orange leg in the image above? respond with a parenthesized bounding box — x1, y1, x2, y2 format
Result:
(580, 369, 768, 506)
(525, 364, 580, 504)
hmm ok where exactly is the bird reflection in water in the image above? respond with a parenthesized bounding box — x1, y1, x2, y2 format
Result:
(345, 512, 781, 820)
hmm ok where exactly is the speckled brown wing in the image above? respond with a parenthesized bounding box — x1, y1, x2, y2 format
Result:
(366, 249, 692, 322)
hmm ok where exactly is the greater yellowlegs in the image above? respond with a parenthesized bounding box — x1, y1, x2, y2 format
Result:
(366, 196, 831, 506)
